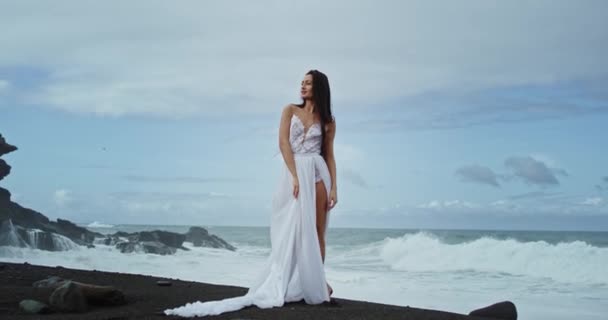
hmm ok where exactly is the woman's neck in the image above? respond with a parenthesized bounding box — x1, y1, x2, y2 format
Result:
(302, 100, 315, 113)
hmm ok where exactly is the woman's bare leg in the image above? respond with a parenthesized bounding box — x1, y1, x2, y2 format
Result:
(315, 181, 328, 262)
(315, 181, 333, 297)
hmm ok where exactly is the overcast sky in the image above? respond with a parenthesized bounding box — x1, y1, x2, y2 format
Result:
(1, 1, 607, 230)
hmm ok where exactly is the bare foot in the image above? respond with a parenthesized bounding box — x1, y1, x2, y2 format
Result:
(327, 283, 333, 297)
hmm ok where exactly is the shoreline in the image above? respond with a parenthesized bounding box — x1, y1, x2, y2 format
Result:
(1, 261, 493, 319)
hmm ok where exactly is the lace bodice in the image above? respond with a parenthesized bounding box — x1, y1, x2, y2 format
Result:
(290, 114, 322, 155)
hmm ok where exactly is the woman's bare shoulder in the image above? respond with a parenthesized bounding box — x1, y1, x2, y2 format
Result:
(281, 104, 298, 116)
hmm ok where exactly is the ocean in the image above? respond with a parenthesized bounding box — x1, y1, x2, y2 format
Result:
(1, 224, 607, 319)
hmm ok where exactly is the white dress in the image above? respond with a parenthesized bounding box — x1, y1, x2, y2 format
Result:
(164, 113, 332, 317)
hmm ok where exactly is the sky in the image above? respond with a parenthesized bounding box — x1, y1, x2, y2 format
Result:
(1, 1, 607, 230)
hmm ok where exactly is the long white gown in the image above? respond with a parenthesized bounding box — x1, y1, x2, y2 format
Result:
(164, 114, 332, 317)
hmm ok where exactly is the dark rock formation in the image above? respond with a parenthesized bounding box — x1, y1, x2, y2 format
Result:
(102, 235, 122, 246)
(1, 134, 235, 255)
(0, 134, 103, 251)
(116, 240, 178, 255)
(138, 230, 186, 248)
(53, 218, 99, 245)
(0, 186, 10, 201)
(109, 230, 187, 255)
(0, 134, 18, 156)
(469, 301, 517, 320)
(185, 226, 236, 251)
(185, 225, 209, 241)
(0, 134, 17, 182)
(103, 227, 235, 255)
(0, 209, 101, 250)
(0, 159, 11, 181)
(0, 219, 79, 251)
(114, 231, 131, 238)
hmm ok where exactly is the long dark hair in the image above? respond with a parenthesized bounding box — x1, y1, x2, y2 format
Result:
(297, 69, 333, 157)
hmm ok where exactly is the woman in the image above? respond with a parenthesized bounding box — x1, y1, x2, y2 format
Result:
(164, 69, 338, 317)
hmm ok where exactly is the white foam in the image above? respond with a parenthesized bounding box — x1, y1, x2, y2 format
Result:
(86, 221, 115, 228)
(0, 220, 78, 251)
(31, 230, 79, 251)
(366, 232, 608, 284)
(0, 220, 27, 247)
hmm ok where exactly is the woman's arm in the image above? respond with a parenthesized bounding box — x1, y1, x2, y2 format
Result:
(324, 120, 338, 208)
(278, 105, 299, 198)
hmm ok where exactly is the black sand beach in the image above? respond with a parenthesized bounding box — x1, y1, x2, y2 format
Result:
(0, 262, 496, 319)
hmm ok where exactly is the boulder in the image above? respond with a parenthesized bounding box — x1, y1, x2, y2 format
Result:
(185, 226, 236, 251)
(469, 301, 517, 320)
(34, 276, 126, 306)
(75, 282, 126, 306)
(137, 230, 185, 248)
(185, 226, 209, 244)
(49, 280, 88, 313)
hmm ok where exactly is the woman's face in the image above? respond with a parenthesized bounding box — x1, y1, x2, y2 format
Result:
(300, 74, 313, 100)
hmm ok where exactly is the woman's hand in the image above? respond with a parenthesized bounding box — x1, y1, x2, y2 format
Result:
(292, 176, 300, 199)
(328, 188, 338, 209)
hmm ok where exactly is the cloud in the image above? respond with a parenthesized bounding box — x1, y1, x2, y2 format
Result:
(416, 200, 479, 210)
(0, 79, 10, 95)
(109, 191, 231, 200)
(504, 156, 567, 187)
(408, 194, 608, 219)
(551, 168, 569, 177)
(53, 189, 73, 207)
(334, 144, 369, 189)
(334, 143, 365, 163)
(77, 164, 135, 171)
(42, 189, 254, 225)
(456, 156, 567, 189)
(122, 175, 241, 184)
(507, 191, 563, 200)
(106, 191, 233, 221)
(490, 200, 507, 206)
(596, 177, 608, 192)
(355, 82, 608, 132)
(1, 1, 607, 118)
(340, 168, 369, 189)
(455, 165, 500, 187)
(581, 197, 603, 206)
